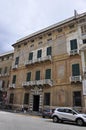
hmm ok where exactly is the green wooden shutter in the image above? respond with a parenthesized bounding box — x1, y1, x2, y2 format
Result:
(29, 52, 33, 60)
(12, 75, 16, 83)
(70, 39, 77, 50)
(26, 72, 31, 81)
(35, 71, 40, 80)
(45, 69, 51, 79)
(37, 50, 42, 58)
(47, 47, 52, 56)
(72, 64, 80, 76)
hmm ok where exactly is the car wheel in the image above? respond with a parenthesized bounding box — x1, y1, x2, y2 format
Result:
(53, 116, 59, 123)
(76, 118, 84, 126)
(42, 116, 45, 118)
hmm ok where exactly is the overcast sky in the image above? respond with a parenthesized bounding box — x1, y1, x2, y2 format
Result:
(0, 0, 86, 53)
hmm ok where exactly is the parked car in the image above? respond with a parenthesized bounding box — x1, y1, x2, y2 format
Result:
(52, 107, 86, 126)
(42, 108, 55, 118)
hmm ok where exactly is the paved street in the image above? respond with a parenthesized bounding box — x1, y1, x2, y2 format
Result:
(0, 111, 86, 130)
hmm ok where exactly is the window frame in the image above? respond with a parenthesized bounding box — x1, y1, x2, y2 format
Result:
(70, 39, 77, 50)
(26, 72, 31, 81)
(72, 64, 80, 76)
(12, 75, 16, 84)
(15, 57, 19, 65)
(37, 49, 42, 58)
(29, 52, 33, 61)
(35, 71, 40, 80)
(44, 93, 50, 105)
(45, 69, 51, 79)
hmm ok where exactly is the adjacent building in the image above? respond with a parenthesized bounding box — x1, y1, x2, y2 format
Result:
(0, 51, 14, 106)
(1, 12, 86, 112)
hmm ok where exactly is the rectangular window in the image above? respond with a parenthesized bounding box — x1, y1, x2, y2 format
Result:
(15, 57, 19, 65)
(37, 50, 42, 58)
(84, 53, 86, 66)
(26, 72, 31, 81)
(72, 64, 80, 76)
(9, 93, 14, 104)
(45, 69, 51, 79)
(2, 81, 5, 88)
(29, 52, 33, 60)
(70, 39, 77, 50)
(73, 91, 81, 106)
(0, 68, 2, 74)
(83, 39, 86, 44)
(81, 24, 86, 35)
(47, 46, 52, 56)
(4, 67, 7, 74)
(12, 75, 16, 84)
(24, 93, 29, 104)
(44, 93, 50, 105)
(35, 71, 40, 80)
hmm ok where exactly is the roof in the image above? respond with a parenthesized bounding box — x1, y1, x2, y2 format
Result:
(0, 50, 14, 57)
(12, 12, 86, 46)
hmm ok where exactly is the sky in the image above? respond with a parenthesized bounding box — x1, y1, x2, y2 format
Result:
(0, 0, 86, 53)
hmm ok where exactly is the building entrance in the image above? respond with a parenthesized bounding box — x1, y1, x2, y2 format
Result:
(33, 95, 40, 111)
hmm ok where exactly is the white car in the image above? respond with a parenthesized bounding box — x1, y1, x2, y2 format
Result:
(52, 107, 86, 126)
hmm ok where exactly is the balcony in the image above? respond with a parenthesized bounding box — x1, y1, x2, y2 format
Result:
(12, 65, 18, 70)
(22, 79, 53, 88)
(0, 73, 9, 77)
(70, 49, 79, 55)
(9, 84, 16, 89)
(70, 75, 82, 83)
(25, 55, 52, 66)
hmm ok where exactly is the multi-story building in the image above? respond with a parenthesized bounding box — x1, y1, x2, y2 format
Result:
(0, 51, 14, 106)
(8, 12, 86, 112)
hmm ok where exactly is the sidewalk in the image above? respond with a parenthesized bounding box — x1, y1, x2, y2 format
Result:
(0, 108, 42, 117)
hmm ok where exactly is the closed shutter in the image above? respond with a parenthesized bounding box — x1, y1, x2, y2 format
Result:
(70, 39, 77, 50)
(44, 93, 50, 105)
(73, 91, 81, 106)
(37, 50, 42, 58)
(47, 46, 52, 56)
(24, 93, 29, 104)
(35, 71, 40, 80)
(26, 72, 31, 81)
(15, 57, 19, 65)
(29, 52, 33, 60)
(45, 69, 51, 79)
(0, 68, 2, 74)
(72, 64, 80, 76)
(12, 75, 16, 84)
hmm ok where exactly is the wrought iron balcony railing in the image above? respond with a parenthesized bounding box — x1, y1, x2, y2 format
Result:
(70, 75, 82, 83)
(22, 79, 53, 87)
